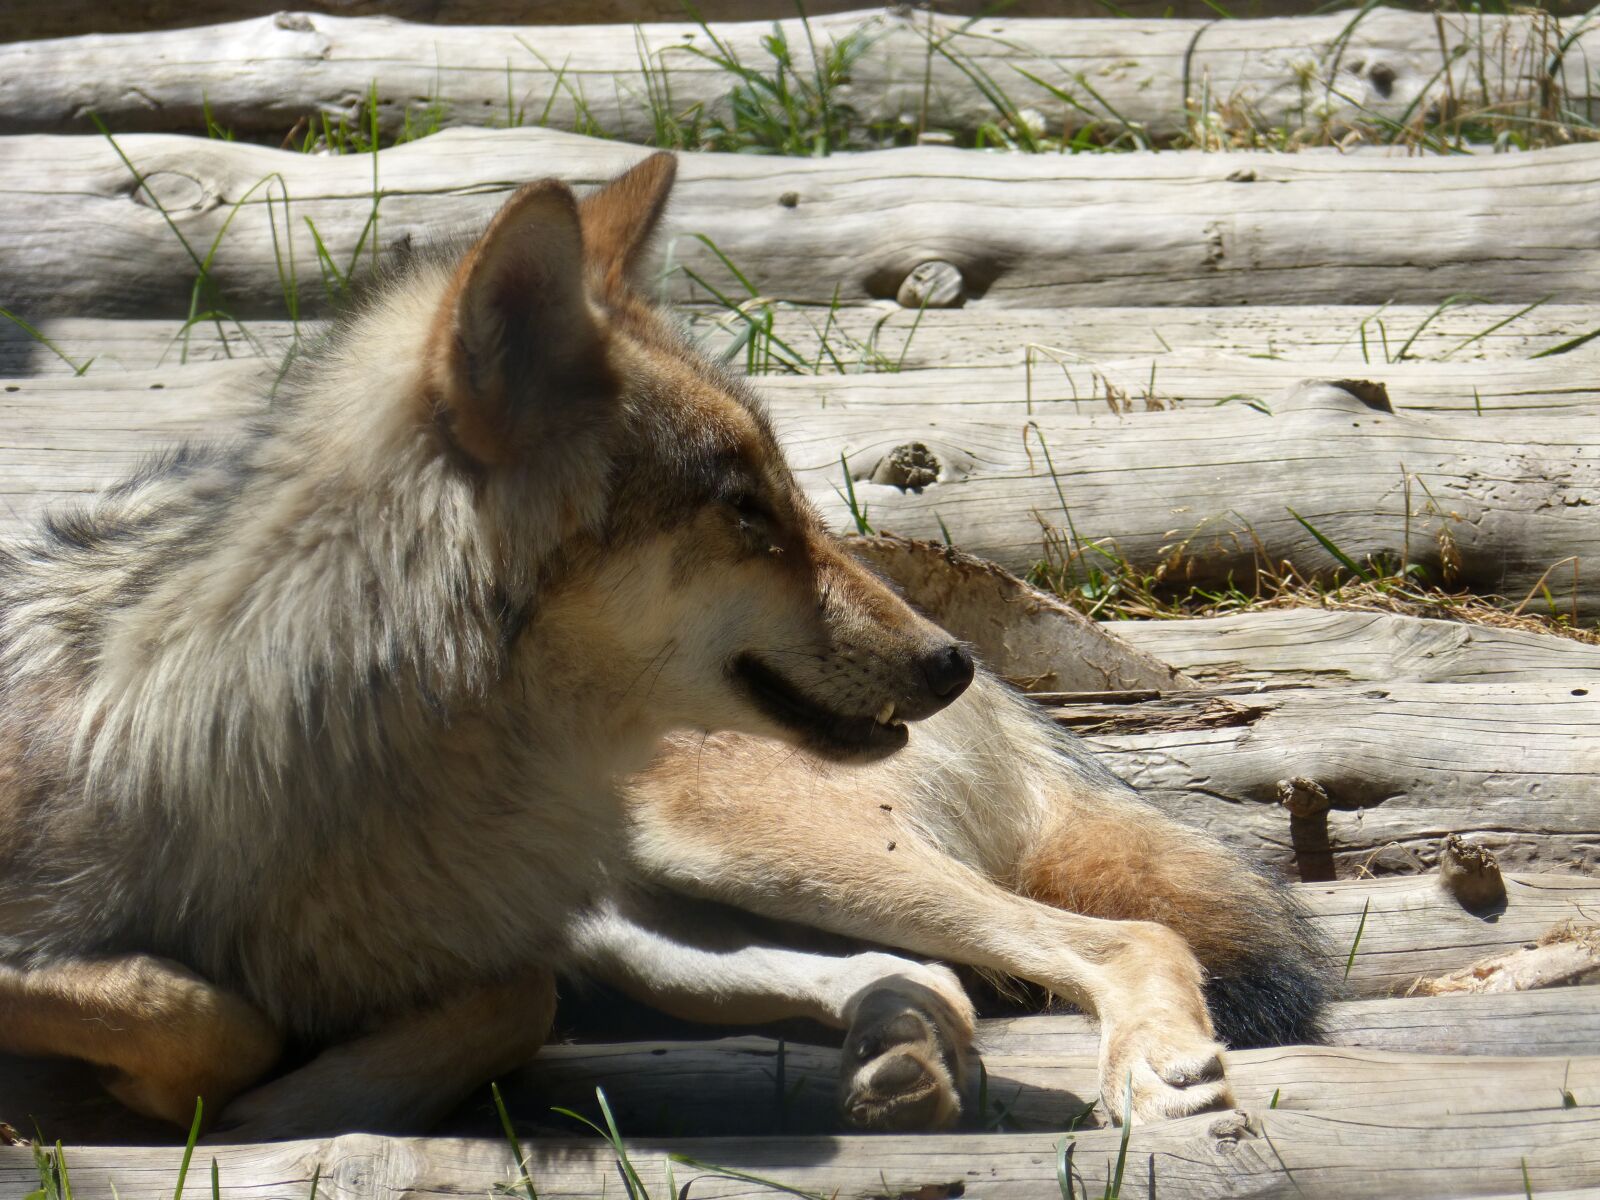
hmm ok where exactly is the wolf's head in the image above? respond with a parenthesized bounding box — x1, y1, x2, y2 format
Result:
(422, 155, 971, 762)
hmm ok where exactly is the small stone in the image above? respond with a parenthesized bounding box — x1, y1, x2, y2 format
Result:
(896, 261, 965, 310)
(870, 443, 941, 491)
(778, 191, 799, 208)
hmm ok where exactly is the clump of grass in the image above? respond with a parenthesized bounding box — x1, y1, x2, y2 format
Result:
(1026, 495, 1599, 643)
(656, 4, 875, 155)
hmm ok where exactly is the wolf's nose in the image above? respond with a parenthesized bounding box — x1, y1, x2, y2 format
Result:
(923, 644, 975, 700)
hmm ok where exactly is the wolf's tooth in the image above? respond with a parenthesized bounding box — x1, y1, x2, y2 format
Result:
(875, 701, 896, 725)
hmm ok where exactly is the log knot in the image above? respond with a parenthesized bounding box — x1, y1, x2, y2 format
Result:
(870, 443, 941, 491)
(1437, 833, 1507, 914)
(897, 261, 964, 309)
(1208, 1110, 1263, 1148)
(1277, 776, 1330, 818)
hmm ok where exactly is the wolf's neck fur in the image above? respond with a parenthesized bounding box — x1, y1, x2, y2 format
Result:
(0, 265, 658, 1015)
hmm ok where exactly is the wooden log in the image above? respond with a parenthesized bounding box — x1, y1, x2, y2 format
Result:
(1076, 679, 1600, 879)
(8, 986, 1599, 1145)
(4, 369, 1599, 613)
(15, 1, 1588, 43)
(758, 355, 1600, 415)
(5, 1107, 1597, 1198)
(498, 1044, 1600, 1137)
(975, 987, 1600, 1061)
(1113, 608, 1600, 687)
(6, 129, 1600, 316)
(12, 303, 1600, 378)
(4, 10, 1596, 147)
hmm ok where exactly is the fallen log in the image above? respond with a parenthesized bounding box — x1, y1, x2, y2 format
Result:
(1114, 608, 1600, 687)
(15, 1, 1584, 43)
(496, 1042, 1599, 1136)
(4, 370, 1598, 613)
(1073, 679, 1600, 879)
(5, 1107, 1597, 1199)
(6, 129, 1600, 316)
(12, 303, 1600, 378)
(5, 9, 1596, 148)
(976, 986, 1600, 1060)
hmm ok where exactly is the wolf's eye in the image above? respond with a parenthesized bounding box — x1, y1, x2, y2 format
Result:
(728, 493, 771, 527)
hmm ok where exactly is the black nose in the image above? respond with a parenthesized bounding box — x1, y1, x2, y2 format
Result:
(922, 643, 975, 700)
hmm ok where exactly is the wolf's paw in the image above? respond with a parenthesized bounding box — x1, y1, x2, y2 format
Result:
(838, 980, 973, 1131)
(1099, 1021, 1233, 1125)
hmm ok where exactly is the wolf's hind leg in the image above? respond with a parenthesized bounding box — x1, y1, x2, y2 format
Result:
(0, 955, 283, 1126)
(570, 892, 975, 1130)
(1017, 792, 1333, 1049)
(212, 967, 556, 1140)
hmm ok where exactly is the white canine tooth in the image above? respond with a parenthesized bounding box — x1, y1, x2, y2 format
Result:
(875, 702, 896, 725)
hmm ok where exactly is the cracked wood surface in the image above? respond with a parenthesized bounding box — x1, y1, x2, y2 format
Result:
(5, 129, 1600, 315)
(1113, 608, 1600, 687)
(11, 0, 1590, 40)
(11, 305, 1600, 378)
(3, 1106, 1596, 1198)
(5, 10, 1597, 146)
(1075, 679, 1600, 878)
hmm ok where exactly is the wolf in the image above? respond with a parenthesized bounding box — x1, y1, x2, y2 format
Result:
(0, 154, 1327, 1140)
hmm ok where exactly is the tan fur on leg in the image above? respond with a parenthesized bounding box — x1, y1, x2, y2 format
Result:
(0, 956, 282, 1126)
(213, 968, 557, 1140)
(627, 739, 1233, 1124)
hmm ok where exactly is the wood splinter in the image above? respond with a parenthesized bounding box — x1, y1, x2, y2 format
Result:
(1438, 833, 1508, 914)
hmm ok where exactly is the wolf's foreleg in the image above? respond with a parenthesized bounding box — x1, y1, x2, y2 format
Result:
(569, 891, 975, 1129)
(0, 955, 282, 1125)
(210, 967, 556, 1140)
(628, 795, 1232, 1124)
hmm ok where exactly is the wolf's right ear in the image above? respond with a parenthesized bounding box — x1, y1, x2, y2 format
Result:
(428, 180, 615, 467)
(579, 152, 677, 297)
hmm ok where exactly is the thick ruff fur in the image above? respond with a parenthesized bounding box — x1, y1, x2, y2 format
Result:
(0, 156, 1327, 1138)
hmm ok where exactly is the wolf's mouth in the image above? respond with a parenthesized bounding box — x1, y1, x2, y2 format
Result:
(732, 653, 909, 759)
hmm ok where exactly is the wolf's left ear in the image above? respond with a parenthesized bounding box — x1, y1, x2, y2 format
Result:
(578, 152, 678, 296)
(430, 179, 615, 467)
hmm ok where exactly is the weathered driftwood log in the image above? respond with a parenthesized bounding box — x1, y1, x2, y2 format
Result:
(779, 379, 1600, 616)
(12, 304, 1600, 378)
(1114, 608, 1600, 687)
(17, 1, 1586, 43)
(3, 369, 1598, 614)
(499, 1044, 1599, 1137)
(757, 355, 1600, 414)
(6, 129, 1600, 316)
(1075, 679, 1600, 878)
(977, 987, 1600, 1061)
(5, 1106, 1597, 1198)
(4, 10, 1597, 146)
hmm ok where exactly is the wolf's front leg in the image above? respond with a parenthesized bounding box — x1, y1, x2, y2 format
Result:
(626, 783, 1233, 1124)
(211, 968, 556, 1140)
(569, 891, 976, 1130)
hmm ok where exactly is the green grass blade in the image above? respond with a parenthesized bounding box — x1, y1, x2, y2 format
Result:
(1343, 895, 1372, 981)
(491, 1082, 538, 1200)
(172, 1098, 203, 1200)
(1287, 507, 1373, 584)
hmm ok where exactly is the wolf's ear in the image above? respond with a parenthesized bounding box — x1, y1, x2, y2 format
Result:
(429, 180, 615, 467)
(578, 152, 677, 296)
